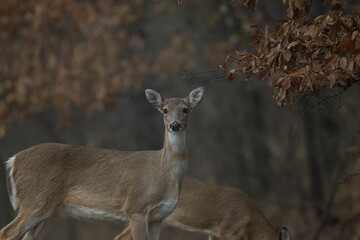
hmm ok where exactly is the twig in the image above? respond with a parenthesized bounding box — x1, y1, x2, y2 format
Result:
(291, 78, 360, 135)
(304, 90, 343, 113)
(176, 68, 224, 80)
(177, 68, 224, 79)
(337, 171, 360, 184)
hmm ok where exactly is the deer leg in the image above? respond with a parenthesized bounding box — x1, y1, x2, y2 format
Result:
(114, 225, 133, 240)
(114, 220, 161, 240)
(0, 211, 49, 240)
(148, 221, 161, 240)
(21, 220, 48, 240)
(128, 214, 148, 240)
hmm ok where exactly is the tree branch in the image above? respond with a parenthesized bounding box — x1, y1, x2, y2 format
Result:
(176, 68, 224, 80)
(337, 171, 360, 184)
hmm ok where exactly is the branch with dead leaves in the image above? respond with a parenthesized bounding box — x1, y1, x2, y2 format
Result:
(222, 3, 360, 106)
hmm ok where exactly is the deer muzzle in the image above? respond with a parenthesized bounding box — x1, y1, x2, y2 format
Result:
(169, 121, 182, 132)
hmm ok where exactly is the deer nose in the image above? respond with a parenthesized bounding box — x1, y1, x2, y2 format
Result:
(170, 121, 182, 132)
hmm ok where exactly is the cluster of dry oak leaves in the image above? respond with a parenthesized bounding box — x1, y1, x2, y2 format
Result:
(223, 0, 360, 106)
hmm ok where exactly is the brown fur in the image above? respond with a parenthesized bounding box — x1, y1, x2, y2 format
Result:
(0, 87, 205, 240)
(115, 177, 291, 240)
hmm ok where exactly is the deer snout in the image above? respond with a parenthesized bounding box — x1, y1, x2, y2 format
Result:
(170, 121, 182, 132)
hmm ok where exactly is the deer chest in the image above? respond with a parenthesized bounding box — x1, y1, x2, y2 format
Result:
(149, 188, 179, 221)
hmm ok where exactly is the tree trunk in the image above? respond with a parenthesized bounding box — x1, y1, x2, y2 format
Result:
(303, 105, 324, 217)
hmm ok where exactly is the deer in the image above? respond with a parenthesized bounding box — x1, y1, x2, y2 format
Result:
(0, 87, 205, 240)
(115, 177, 292, 240)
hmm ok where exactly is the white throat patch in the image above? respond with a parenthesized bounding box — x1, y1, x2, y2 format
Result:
(168, 131, 186, 154)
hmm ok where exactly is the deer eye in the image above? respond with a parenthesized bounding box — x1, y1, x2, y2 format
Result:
(163, 108, 168, 114)
(182, 108, 188, 113)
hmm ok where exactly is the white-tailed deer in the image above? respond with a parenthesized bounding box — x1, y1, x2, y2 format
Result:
(0, 87, 205, 240)
(115, 177, 291, 240)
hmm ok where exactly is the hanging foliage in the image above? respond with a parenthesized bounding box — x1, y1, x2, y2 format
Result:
(222, 3, 360, 106)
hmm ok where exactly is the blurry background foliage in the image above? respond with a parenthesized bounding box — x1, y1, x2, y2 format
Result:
(0, 0, 359, 239)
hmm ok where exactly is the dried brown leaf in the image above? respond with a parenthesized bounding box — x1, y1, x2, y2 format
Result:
(227, 72, 234, 81)
(243, 0, 258, 11)
(274, 86, 288, 106)
(339, 35, 355, 54)
(331, 3, 342, 12)
(282, 0, 310, 18)
(340, 16, 354, 29)
(347, 60, 355, 71)
(339, 57, 348, 69)
(322, 55, 338, 71)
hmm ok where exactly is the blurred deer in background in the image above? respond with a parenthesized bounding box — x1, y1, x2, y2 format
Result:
(0, 87, 205, 240)
(115, 177, 291, 240)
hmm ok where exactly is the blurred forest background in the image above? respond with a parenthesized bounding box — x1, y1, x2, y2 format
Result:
(0, 0, 359, 239)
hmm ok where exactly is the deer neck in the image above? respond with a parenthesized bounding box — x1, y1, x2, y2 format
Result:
(162, 130, 188, 183)
(164, 130, 187, 154)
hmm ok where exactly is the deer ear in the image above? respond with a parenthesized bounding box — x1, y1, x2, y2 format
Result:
(145, 89, 163, 109)
(187, 87, 204, 108)
(279, 227, 291, 240)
